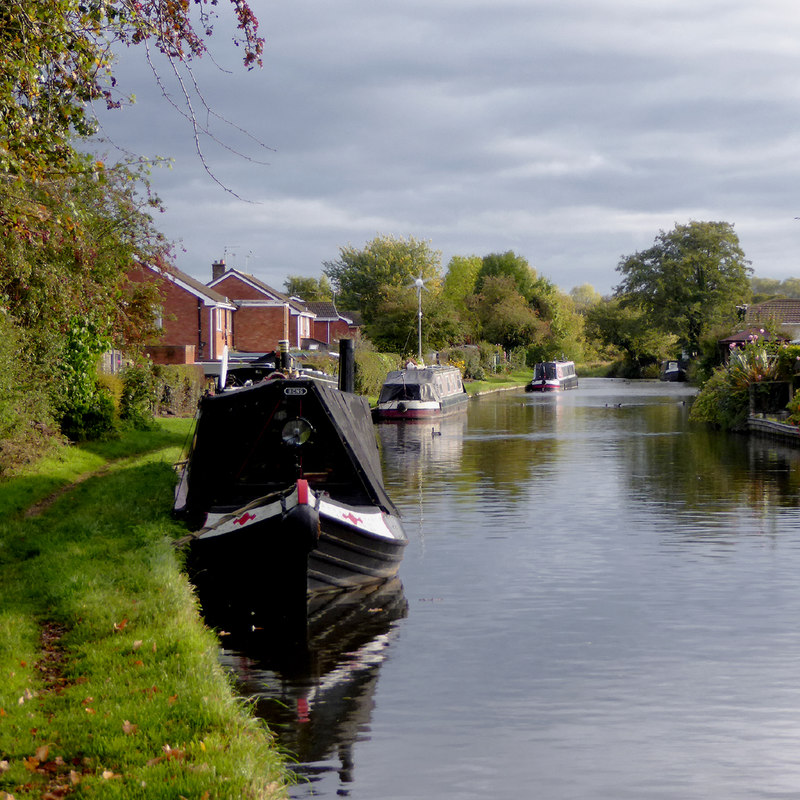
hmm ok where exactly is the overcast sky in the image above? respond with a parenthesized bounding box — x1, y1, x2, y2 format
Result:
(93, 0, 800, 295)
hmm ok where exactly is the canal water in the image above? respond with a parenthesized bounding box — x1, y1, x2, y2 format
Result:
(218, 378, 800, 799)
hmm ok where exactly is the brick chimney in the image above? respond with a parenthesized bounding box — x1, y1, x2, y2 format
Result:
(212, 259, 226, 282)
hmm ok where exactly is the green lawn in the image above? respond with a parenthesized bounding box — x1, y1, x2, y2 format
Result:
(0, 419, 290, 799)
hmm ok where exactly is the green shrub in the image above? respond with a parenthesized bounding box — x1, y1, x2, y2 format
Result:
(120, 363, 158, 429)
(354, 349, 400, 396)
(152, 364, 206, 417)
(58, 384, 117, 441)
(774, 344, 800, 381)
(689, 368, 749, 430)
(786, 392, 800, 426)
(121, 363, 206, 426)
(0, 318, 61, 472)
(97, 373, 124, 414)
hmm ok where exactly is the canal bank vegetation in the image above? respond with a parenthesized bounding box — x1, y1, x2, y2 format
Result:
(690, 340, 800, 431)
(0, 420, 290, 799)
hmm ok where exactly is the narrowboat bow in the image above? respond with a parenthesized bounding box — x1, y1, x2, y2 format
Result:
(174, 346, 407, 618)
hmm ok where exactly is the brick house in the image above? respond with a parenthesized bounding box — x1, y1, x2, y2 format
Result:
(303, 301, 355, 345)
(207, 262, 315, 352)
(128, 262, 236, 364)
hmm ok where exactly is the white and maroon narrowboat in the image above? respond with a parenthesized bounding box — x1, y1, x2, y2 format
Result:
(525, 360, 579, 392)
(374, 364, 469, 420)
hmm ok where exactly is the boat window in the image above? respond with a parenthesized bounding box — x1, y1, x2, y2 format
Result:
(535, 363, 557, 380)
(420, 383, 436, 401)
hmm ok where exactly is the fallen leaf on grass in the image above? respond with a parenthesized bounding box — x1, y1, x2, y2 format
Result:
(122, 720, 138, 735)
(167, 695, 178, 706)
(18, 688, 34, 705)
(113, 618, 128, 632)
(0, 790, 16, 799)
(0, 761, 8, 774)
(101, 770, 120, 779)
(146, 744, 187, 767)
(132, 640, 143, 651)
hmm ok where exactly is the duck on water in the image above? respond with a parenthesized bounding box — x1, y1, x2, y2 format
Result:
(173, 340, 407, 627)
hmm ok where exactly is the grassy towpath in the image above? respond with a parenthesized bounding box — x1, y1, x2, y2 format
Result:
(0, 418, 290, 800)
(464, 369, 530, 396)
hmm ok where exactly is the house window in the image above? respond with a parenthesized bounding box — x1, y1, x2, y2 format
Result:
(154, 306, 163, 330)
(216, 308, 222, 332)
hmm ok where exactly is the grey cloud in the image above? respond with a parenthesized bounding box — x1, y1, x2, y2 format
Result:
(90, 0, 800, 294)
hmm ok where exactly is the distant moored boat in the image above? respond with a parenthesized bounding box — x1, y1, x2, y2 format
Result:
(374, 364, 469, 420)
(525, 360, 579, 392)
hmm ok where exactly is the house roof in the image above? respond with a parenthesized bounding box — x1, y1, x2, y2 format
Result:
(719, 327, 789, 344)
(341, 309, 363, 326)
(303, 301, 353, 323)
(146, 263, 235, 308)
(208, 268, 309, 314)
(745, 299, 800, 325)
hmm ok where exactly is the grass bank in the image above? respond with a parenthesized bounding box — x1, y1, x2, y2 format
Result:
(464, 369, 530, 395)
(0, 418, 289, 799)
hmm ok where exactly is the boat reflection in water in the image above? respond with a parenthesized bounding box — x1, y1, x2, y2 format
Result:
(376, 413, 467, 474)
(197, 578, 408, 797)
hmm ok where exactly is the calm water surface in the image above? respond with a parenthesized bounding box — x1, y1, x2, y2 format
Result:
(218, 378, 800, 799)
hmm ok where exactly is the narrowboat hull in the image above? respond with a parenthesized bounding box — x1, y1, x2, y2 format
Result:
(525, 377, 579, 392)
(375, 393, 469, 419)
(526, 380, 561, 392)
(188, 481, 407, 611)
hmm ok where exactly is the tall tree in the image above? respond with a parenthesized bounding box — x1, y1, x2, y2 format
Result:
(323, 235, 441, 322)
(366, 287, 463, 355)
(283, 275, 333, 301)
(1, 162, 168, 438)
(476, 251, 542, 302)
(569, 284, 603, 313)
(467, 276, 548, 352)
(442, 255, 481, 315)
(615, 221, 751, 355)
(585, 297, 679, 375)
(1, 0, 263, 238)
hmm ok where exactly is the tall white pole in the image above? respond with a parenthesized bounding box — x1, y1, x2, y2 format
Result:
(415, 277, 424, 363)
